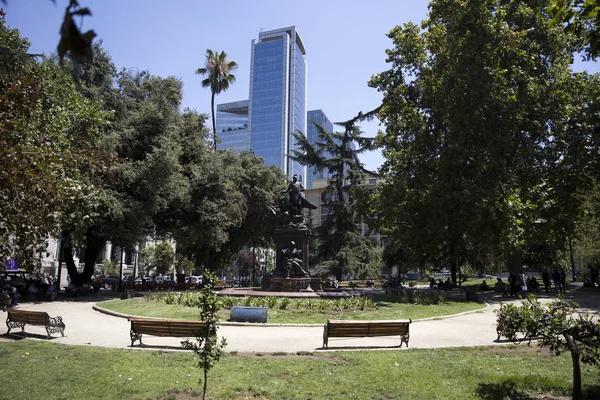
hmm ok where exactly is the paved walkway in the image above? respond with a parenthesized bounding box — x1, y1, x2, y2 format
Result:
(1, 285, 598, 353)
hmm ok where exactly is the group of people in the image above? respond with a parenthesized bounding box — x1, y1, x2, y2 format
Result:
(429, 277, 456, 290)
(0, 275, 57, 307)
(493, 268, 566, 298)
(0, 280, 20, 307)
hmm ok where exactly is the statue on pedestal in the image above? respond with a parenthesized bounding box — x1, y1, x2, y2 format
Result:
(268, 175, 316, 229)
(274, 241, 309, 277)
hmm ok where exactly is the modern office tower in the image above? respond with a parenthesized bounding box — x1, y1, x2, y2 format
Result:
(248, 26, 307, 184)
(306, 109, 334, 189)
(216, 100, 250, 152)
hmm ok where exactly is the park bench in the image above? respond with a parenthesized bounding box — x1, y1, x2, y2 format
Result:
(323, 319, 412, 349)
(129, 317, 211, 346)
(5, 309, 65, 339)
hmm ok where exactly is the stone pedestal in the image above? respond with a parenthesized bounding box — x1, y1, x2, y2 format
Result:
(269, 276, 313, 292)
(310, 277, 323, 291)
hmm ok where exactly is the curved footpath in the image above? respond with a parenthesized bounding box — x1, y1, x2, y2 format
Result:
(1, 284, 597, 353)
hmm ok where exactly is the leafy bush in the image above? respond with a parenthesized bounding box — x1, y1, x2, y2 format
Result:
(495, 303, 522, 342)
(219, 296, 235, 309)
(495, 295, 600, 400)
(279, 297, 290, 310)
(266, 297, 278, 309)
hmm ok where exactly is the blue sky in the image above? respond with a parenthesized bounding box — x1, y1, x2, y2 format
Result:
(4, 0, 599, 171)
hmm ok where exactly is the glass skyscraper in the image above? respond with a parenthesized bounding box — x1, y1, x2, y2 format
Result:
(217, 27, 337, 185)
(216, 100, 250, 152)
(306, 109, 334, 189)
(248, 26, 307, 183)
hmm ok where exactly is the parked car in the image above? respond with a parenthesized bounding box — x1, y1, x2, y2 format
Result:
(155, 275, 172, 284)
(96, 275, 120, 290)
(189, 276, 202, 285)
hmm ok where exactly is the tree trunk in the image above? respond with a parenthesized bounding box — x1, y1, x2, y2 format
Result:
(568, 236, 576, 281)
(211, 92, 217, 151)
(565, 333, 582, 400)
(63, 229, 106, 286)
(450, 242, 457, 284)
(202, 369, 208, 400)
(62, 231, 81, 286)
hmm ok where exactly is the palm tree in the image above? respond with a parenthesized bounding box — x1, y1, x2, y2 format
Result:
(196, 49, 238, 150)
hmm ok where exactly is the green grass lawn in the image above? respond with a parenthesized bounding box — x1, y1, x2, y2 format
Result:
(0, 340, 598, 400)
(97, 294, 485, 324)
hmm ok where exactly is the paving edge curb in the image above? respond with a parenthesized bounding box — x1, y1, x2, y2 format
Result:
(92, 302, 489, 327)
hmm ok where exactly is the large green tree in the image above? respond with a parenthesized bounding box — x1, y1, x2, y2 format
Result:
(195, 49, 238, 151)
(170, 149, 283, 272)
(56, 45, 194, 285)
(0, 14, 108, 270)
(549, 0, 600, 59)
(291, 112, 381, 280)
(369, 0, 599, 282)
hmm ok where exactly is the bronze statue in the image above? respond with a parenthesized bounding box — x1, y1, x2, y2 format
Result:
(269, 175, 317, 228)
(277, 240, 309, 277)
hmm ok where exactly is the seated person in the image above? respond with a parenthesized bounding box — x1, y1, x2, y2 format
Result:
(443, 278, 454, 290)
(28, 283, 41, 300)
(45, 284, 57, 301)
(480, 280, 489, 291)
(528, 277, 540, 292)
(1, 286, 11, 307)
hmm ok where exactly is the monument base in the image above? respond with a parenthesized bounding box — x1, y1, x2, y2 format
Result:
(268, 276, 313, 292)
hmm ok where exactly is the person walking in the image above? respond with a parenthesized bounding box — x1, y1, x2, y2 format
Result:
(508, 272, 517, 297)
(542, 268, 551, 292)
(520, 270, 528, 298)
(553, 268, 562, 294)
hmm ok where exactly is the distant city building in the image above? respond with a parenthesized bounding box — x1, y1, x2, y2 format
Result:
(304, 176, 386, 247)
(249, 26, 307, 183)
(216, 100, 250, 152)
(216, 26, 308, 184)
(306, 110, 334, 189)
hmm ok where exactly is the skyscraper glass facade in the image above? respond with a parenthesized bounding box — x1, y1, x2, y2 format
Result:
(216, 100, 250, 152)
(306, 109, 334, 189)
(249, 26, 307, 184)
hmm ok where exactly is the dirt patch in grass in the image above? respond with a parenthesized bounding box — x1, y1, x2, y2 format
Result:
(227, 351, 342, 361)
(530, 393, 570, 400)
(485, 344, 555, 357)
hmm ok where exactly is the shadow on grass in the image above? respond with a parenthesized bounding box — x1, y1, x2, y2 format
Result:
(477, 382, 600, 400)
(319, 344, 405, 351)
(130, 343, 191, 351)
(583, 385, 600, 400)
(476, 381, 539, 400)
(474, 380, 600, 400)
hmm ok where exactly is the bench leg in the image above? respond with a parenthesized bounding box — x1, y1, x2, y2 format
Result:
(6, 319, 25, 335)
(130, 330, 142, 346)
(323, 326, 328, 349)
(401, 334, 409, 348)
(46, 324, 65, 339)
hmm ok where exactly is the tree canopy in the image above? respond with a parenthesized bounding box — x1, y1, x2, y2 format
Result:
(291, 113, 381, 280)
(195, 49, 238, 151)
(0, 13, 109, 270)
(369, 0, 600, 280)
